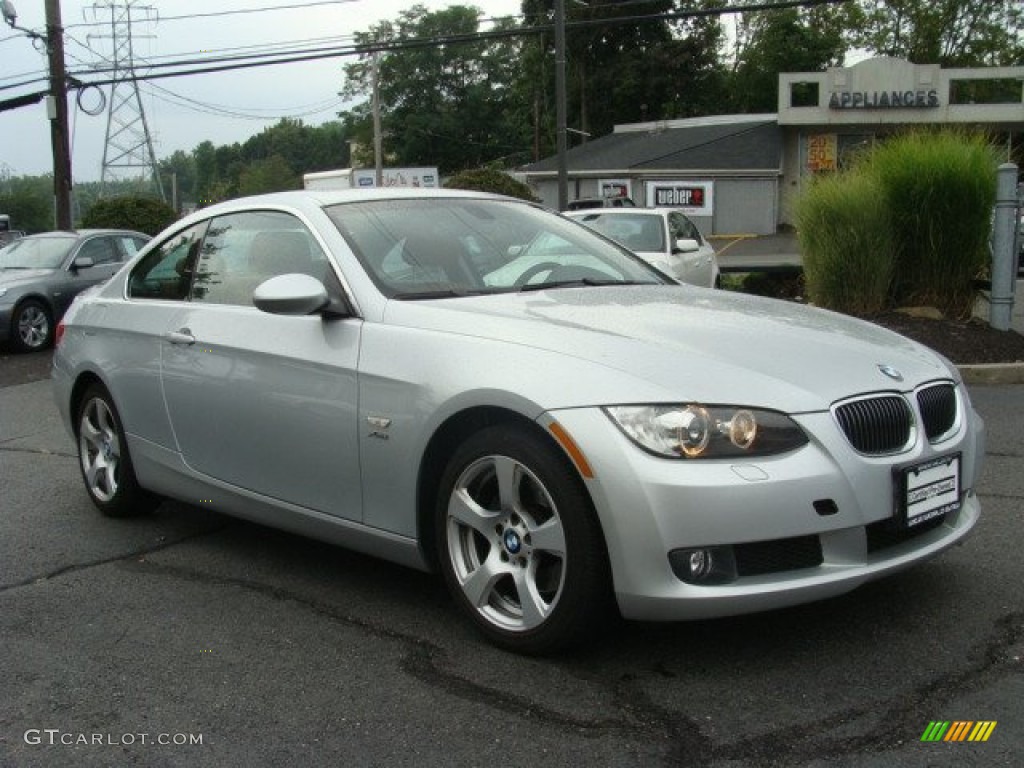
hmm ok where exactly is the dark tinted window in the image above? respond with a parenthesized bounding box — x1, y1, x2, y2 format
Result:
(76, 237, 119, 266)
(128, 223, 206, 301)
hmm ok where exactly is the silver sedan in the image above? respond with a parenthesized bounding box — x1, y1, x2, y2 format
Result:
(53, 190, 984, 654)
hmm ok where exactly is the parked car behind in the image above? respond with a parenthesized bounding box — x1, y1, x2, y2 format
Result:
(566, 207, 719, 288)
(565, 196, 636, 211)
(0, 230, 150, 352)
(53, 189, 983, 654)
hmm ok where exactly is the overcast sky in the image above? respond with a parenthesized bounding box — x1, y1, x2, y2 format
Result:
(0, 0, 522, 182)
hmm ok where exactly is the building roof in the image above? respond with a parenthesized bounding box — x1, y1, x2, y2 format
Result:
(521, 115, 783, 175)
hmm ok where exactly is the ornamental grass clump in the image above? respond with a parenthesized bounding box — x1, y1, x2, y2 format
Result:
(861, 130, 998, 319)
(796, 169, 894, 316)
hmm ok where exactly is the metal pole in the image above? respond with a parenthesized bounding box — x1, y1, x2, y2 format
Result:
(989, 162, 1018, 331)
(372, 52, 383, 188)
(554, 0, 567, 211)
(45, 0, 72, 229)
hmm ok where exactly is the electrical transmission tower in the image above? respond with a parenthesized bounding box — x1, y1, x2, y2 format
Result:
(89, 1, 164, 200)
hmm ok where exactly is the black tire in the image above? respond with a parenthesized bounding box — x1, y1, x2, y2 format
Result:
(10, 299, 52, 352)
(435, 424, 612, 654)
(75, 384, 158, 518)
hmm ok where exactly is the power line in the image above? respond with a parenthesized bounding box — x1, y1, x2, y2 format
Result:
(64, 0, 360, 29)
(4, 0, 852, 96)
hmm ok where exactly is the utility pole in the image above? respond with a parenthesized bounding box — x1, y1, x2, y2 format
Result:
(372, 52, 383, 187)
(45, 0, 73, 229)
(554, 0, 568, 211)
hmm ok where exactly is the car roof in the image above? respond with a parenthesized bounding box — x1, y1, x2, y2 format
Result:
(176, 188, 528, 229)
(565, 208, 672, 217)
(20, 229, 149, 239)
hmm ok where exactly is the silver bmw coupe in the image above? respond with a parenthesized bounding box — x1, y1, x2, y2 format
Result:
(53, 189, 984, 654)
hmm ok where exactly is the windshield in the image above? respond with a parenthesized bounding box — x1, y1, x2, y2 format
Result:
(570, 212, 666, 253)
(325, 198, 666, 299)
(0, 236, 76, 269)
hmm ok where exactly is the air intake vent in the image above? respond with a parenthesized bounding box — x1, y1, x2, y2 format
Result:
(917, 384, 957, 441)
(835, 396, 913, 455)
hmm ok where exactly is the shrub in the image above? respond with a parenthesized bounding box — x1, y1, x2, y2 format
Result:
(861, 130, 998, 318)
(82, 195, 178, 236)
(796, 170, 894, 316)
(444, 168, 540, 202)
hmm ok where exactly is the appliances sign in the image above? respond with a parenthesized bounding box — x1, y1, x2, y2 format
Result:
(645, 181, 713, 215)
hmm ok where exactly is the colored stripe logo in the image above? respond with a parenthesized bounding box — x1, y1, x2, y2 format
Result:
(921, 721, 997, 742)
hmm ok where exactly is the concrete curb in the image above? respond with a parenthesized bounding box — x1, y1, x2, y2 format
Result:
(957, 362, 1024, 386)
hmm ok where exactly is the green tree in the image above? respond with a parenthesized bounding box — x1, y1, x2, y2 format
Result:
(520, 1, 727, 153)
(0, 174, 53, 232)
(850, 0, 1023, 65)
(81, 196, 178, 236)
(340, 5, 531, 173)
(444, 168, 540, 200)
(728, 6, 849, 113)
(236, 155, 301, 196)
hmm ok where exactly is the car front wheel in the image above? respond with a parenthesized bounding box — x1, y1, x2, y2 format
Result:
(11, 299, 52, 352)
(436, 425, 611, 654)
(76, 384, 157, 517)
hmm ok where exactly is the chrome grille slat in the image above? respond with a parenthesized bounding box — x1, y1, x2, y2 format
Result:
(835, 395, 913, 455)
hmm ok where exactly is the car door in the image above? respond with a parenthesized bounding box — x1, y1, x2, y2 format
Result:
(669, 212, 714, 287)
(56, 235, 123, 316)
(158, 209, 364, 521)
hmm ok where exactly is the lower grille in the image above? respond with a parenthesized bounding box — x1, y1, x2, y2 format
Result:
(866, 513, 948, 553)
(834, 396, 913, 455)
(734, 535, 823, 577)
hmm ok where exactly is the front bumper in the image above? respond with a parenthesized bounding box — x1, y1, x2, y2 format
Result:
(544, 390, 984, 621)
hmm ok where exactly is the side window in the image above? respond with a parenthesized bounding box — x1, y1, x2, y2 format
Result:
(128, 223, 206, 301)
(116, 236, 148, 261)
(670, 213, 701, 244)
(191, 210, 335, 307)
(76, 237, 118, 266)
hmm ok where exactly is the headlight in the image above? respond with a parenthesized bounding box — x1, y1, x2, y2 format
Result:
(0, 287, 8, 298)
(604, 404, 808, 459)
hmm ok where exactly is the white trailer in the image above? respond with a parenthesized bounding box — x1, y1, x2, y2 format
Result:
(303, 167, 440, 191)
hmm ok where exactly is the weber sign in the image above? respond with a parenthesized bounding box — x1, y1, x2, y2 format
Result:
(645, 181, 713, 215)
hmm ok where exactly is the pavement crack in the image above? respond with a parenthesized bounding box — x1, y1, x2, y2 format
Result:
(705, 610, 1024, 765)
(0, 524, 229, 593)
(120, 559, 705, 745)
(0, 444, 76, 459)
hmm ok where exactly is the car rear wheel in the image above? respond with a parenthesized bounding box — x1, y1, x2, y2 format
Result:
(76, 384, 157, 517)
(436, 425, 611, 654)
(11, 299, 52, 352)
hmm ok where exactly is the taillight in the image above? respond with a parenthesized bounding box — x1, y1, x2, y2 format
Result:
(55, 320, 65, 347)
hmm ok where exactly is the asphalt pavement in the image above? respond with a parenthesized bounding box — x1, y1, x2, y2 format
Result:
(0, 359, 1022, 767)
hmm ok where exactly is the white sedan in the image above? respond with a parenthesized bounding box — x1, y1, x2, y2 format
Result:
(565, 207, 719, 287)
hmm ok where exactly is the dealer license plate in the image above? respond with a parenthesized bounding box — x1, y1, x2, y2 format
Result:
(898, 453, 961, 528)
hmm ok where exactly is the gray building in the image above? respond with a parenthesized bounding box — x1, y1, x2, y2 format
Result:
(520, 58, 1024, 236)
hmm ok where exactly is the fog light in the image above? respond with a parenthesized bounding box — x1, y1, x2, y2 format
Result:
(669, 546, 737, 585)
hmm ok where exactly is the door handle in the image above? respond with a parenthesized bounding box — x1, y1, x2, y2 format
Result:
(164, 328, 195, 346)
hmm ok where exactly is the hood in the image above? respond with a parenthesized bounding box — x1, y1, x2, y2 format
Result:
(382, 285, 954, 413)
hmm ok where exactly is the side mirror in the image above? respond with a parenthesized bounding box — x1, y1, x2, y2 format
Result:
(72, 255, 95, 270)
(673, 238, 700, 254)
(253, 273, 330, 316)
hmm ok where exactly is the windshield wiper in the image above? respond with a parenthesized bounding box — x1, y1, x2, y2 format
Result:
(519, 277, 648, 292)
(394, 287, 492, 300)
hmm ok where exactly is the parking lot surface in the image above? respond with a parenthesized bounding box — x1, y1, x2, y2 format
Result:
(0, 351, 1021, 767)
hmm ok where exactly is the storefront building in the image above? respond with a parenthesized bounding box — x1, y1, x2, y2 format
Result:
(520, 58, 1024, 235)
